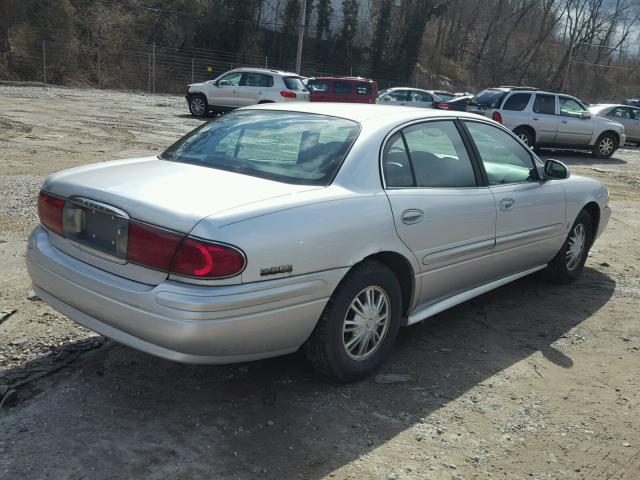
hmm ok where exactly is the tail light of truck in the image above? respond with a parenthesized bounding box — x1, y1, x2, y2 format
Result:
(280, 90, 297, 98)
(492, 111, 503, 124)
(37, 192, 65, 236)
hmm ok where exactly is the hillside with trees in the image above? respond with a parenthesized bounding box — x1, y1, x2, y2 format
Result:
(1, 0, 639, 101)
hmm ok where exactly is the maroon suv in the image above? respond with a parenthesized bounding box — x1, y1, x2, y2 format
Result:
(307, 77, 378, 104)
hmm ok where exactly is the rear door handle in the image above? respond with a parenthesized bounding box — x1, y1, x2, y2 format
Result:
(401, 209, 424, 224)
(499, 198, 515, 211)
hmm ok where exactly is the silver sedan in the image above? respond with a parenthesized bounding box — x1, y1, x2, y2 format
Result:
(589, 103, 640, 145)
(27, 104, 611, 381)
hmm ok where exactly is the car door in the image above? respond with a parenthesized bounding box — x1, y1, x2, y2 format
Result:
(409, 91, 434, 108)
(382, 119, 496, 308)
(212, 71, 243, 107)
(332, 80, 354, 102)
(556, 96, 593, 145)
(463, 120, 566, 280)
(530, 93, 559, 144)
(236, 72, 273, 106)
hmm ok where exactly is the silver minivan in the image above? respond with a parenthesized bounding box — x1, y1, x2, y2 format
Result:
(467, 87, 626, 158)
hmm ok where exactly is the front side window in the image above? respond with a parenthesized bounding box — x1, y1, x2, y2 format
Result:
(217, 71, 242, 86)
(503, 93, 532, 111)
(334, 81, 353, 94)
(465, 121, 537, 185)
(631, 108, 640, 120)
(161, 111, 359, 186)
(609, 107, 631, 119)
(533, 94, 556, 115)
(308, 79, 329, 92)
(559, 96, 588, 117)
(384, 121, 477, 188)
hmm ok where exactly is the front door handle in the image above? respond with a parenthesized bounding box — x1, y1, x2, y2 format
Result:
(401, 209, 424, 224)
(499, 198, 515, 211)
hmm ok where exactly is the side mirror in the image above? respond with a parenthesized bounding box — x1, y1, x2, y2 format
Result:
(580, 111, 592, 120)
(544, 159, 569, 180)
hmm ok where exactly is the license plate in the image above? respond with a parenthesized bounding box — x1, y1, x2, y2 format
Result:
(62, 198, 129, 258)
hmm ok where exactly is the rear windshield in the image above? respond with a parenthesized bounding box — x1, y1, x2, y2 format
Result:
(160, 110, 360, 186)
(435, 92, 454, 100)
(470, 89, 506, 108)
(283, 76, 306, 91)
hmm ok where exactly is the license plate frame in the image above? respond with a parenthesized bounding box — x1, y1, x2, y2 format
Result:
(62, 198, 129, 259)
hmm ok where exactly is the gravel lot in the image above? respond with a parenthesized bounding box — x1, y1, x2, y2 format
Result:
(0, 84, 639, 479)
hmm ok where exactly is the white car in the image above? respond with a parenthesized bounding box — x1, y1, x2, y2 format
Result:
(27, 104, 610, 381)
(186, 67, 309, 117)
(378, 88, 442, 108)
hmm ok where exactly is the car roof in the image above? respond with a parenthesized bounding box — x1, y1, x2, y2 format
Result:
(230, 67, 300, 77)
(309, 76, 375, 83)
(381, 87, 431, 92)
(591, 103, 638, 110)
(242, 102, 484, 123)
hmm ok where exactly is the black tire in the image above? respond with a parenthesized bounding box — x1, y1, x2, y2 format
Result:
(304, 260, 403, 382)
(542, 210, 593, 284)
(188, 93, 208, 117)
(592, 132, 618, 159)
(514, 127, 535, 148)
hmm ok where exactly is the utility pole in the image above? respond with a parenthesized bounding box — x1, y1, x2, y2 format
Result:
(295, 0, 307, 74)
(42, 41, 47, 84)
(152, 42, 156, 94)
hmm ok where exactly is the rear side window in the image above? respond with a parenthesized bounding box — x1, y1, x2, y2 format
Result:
(609, 107, 631, 119)
(241, 73, 273, 87)
(356, 83, 372, 95)
(503, 93, 532, 111)
(308, 80, 329, 92)
(283, 77, 306, 91)
(384, 90, 407, 102)
(383, 133, 414, 188)
(333, 81, 353, 94)
(385, 121, 477, 188)
(465, 121, 536, 185)
(533, 94, 556, 115)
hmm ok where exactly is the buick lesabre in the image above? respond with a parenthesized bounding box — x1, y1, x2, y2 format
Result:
(27, 104, 610, 381)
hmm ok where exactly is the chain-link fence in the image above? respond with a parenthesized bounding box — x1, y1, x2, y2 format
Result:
(2, 39, 406, 94)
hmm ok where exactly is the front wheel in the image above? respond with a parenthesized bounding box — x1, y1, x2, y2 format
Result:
(304, 260, 402, 382)
(542, 210, 593, 284)
(592, 133, 618, 159)
(188, 94, 208, 117)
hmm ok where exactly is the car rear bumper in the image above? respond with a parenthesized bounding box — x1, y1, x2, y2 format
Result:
(27, 226, 345, 364)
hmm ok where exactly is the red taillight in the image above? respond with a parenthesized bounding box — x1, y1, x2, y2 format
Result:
(38, 192, 65, 235)
(436, 103, 449, 109)
(492, 111, 503, 124)
(280, 90, 297, 98)
(171, 238, 245, 278)
(127, 222, 184, 271)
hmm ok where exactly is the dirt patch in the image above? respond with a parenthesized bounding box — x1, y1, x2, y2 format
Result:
(0, 85, 638, 479)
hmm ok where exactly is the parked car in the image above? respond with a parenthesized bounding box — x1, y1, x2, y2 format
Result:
(307, 76, 378, 104)
(378, 87, 442, 108)
(467, 87, 626, 158)
(426, 90, 455, 101)
(186, 67, 309, 117)
(589, 104, 640, 145)
(27, 104, 610, 381)
(623, 98, 640, 107)
(433, 95, 474, 111)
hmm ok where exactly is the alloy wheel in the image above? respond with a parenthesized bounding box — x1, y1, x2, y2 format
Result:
(342, 286, 390, 361)
(190, 97, 206, 116)
(566, 223, 586, 270)
(598, 137, 614, 156)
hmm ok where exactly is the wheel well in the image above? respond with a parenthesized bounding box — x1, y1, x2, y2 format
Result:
(599, 130, 620, 145)
(582, 202, 600, 245)
(514, 125, 535, 141)
(364, 252, 414, 318)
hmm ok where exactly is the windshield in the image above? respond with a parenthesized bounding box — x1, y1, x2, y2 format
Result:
(160, 110, 360, 186)
(283, 76, 307, 91)
(470, 89, 506, 108)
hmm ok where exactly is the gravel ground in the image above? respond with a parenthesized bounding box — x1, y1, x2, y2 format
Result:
(0, 84, 639, 479)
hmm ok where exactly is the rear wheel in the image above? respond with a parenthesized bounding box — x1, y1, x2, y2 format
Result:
(514, 127, 535, 148)
(304, 260, 402, 382)
(543, 210, 593, 284)
(188, 94, 208, 117)
(592, 133, 618, 159)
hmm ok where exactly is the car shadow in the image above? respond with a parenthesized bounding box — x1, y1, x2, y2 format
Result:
(538, 149, 627, 165)
(174, 113, 213, 122)
(0, 267, 616, 479)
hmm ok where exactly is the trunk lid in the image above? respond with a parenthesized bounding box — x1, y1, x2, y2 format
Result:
(43, 156, 317, 284)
